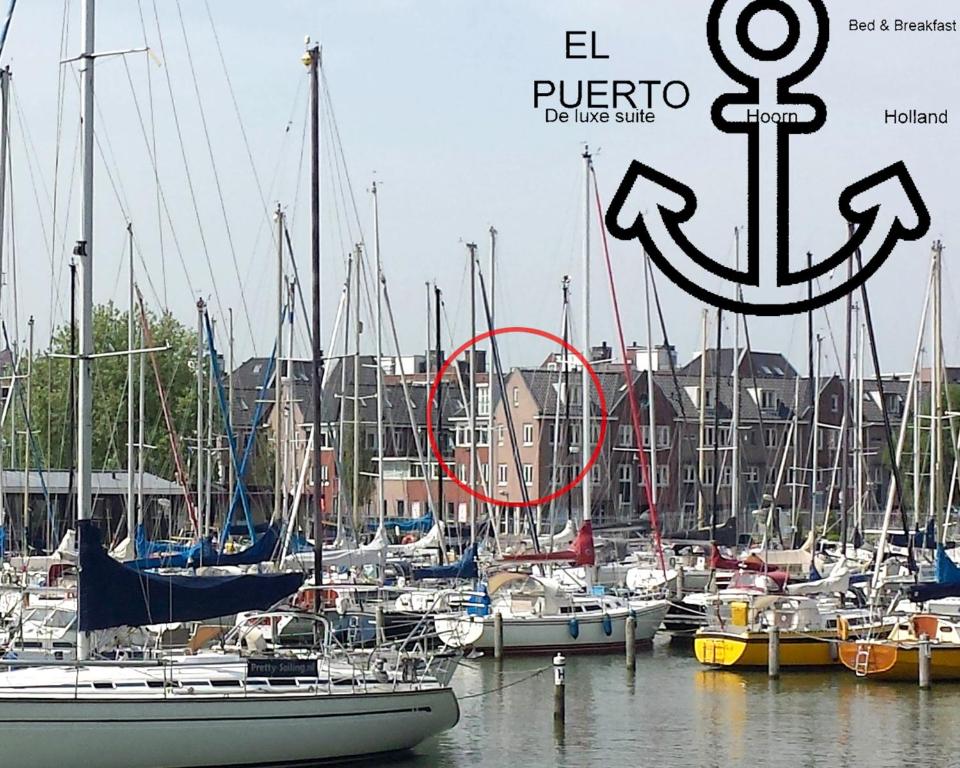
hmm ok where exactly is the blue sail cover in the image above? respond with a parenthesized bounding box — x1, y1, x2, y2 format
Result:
(889, 518, 937, 550)
(370, 512, 434, 534)
(935, 545, 960, 585)
(126, 526, 282, 571)
(78, 521, 303, 632)
(412, 543, 478, 580)
(135, 523, 193, 560)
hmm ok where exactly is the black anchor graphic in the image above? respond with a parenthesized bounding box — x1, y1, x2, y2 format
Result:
(605, 0, 931, 316)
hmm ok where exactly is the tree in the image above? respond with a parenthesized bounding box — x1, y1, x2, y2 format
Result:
(25, 301, 201, 480)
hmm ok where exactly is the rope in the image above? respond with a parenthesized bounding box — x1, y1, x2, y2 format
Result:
(458, 664, 552, 700)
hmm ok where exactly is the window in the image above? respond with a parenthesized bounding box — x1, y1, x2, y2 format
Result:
(656, 466, 670, 487)
(478, 385, 490, 416)
(477, 426, 489, 446)
(761, 390, 776, 409)
(320, 464, 329, 484)
(457, 463, 467, 483)
(569, 424, 582, 447)
(817, 430, 825, 449)
(590, 422, 601, 443)
(570, 385, 581, 405)
(618, 424, 633, 447)
(497, 464, 508, 486)
(703, 465, 715, 486)
(618, 464, 633, 505)
(523, 464, 534, 486)
(705, 426, 730, 446)
(830, 394, 840, 412)
(765, 427, 778, 448)
(497, 424, 505, 446)
(746, 466, 759, 483)
(720, 466, 732, 486)
(591, 464, 601, 485)
(512, 387, 519, 407)
(657, 426, 671, 448)
(702, 388, 714, 408)
(522, 423, 534, 445)
(365, 431, 376, 450)
(481, 464, 489, 484)
(641, 426, 651, 447)
(683, 465, 697, 484)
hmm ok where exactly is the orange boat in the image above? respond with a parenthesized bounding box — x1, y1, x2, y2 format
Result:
(838, 614, 960, 681)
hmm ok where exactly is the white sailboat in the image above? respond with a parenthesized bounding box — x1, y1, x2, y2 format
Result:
(0, 11, 459, 766)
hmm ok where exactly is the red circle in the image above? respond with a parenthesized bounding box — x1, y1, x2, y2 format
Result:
(426, 326, 608, 509)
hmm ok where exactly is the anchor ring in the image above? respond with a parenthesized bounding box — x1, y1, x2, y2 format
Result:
(735, 0, 801, 61)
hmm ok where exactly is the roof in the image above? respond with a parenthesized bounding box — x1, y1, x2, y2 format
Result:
(3, 470, 181, 496)
(681, 348, 798, 379)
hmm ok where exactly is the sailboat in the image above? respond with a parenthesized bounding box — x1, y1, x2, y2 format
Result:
(0, 13, 460, 765)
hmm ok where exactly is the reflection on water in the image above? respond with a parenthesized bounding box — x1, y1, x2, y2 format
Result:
(343, 638, 960, 768)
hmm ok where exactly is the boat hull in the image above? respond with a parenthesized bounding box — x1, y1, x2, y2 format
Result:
(695, 630, 839, 668)
(0, 687, 459, 768)
(838, 640, 960, 681)
(437, 602, 668, 655)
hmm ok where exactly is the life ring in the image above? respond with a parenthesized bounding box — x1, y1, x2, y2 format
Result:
(568, 618, 580, 639)
(401, 534, 417, 545)
(602, 614, 613, 637)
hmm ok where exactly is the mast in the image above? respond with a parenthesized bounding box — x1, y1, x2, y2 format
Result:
(206, 318, 215, 535)
(373, 182, 385, 534)
(563, 275, 573, 525)
(435, 285, 444, 540)
(731, 228, 741, 528)
(488, 226, 497, 531)
(854, 303, 864, 535)
(643, 250, 658, 509)
(0, 67, 7, 556)
(352, 245, 361, 533)
(196, 299, 205, 536)
(697, 309, 707, 529)
(467, 241, 477, 545)
(126, 222, 135, 542)
(711, 309, 722, 540)
(932, 240, 943, 528)
(22, 316, 32, 553)
(581, 147, 592, 527)
(76, 0, 95, 662)
(227, 308, 234, 515)
(812, 334, 822, 535)
(283, 282, 294, 530)
(841, 238, 853, 552)
(337, 254, 352, 540)
(136, 311, 145, 529)
(304, 42, 324, 586)
(425, 281, 432, 520)
(274, 203, 284, 529)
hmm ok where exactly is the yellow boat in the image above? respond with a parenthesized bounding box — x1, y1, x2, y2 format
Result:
(694, 593, 879, 669)
(839, 614, 960, 681)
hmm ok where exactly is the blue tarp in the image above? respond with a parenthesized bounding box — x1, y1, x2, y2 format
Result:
(127, 526, 282, 571)
(135, 524, 193, 560)
(370, 512, 434, 534)
(412, 543, 478, 581)
(78, 521, 303, 632)
(0, 525, 5, 559)
(935, 545, 960, 585)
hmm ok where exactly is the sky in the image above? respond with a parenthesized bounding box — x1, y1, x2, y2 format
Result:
(1, 0, 957, 378)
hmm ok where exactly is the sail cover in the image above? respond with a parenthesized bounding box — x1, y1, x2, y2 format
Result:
(498, 521, 596, 567)
(413, 543, 479, 580)
(78, 521, 303, 632)
(126, 526, 282, 571)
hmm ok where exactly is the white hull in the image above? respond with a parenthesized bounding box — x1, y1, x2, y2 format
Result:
(436, 601, 668, 654)
(0, 687, 458, 768)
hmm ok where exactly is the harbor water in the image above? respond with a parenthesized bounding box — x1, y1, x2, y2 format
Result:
(365, 639, 960, 767)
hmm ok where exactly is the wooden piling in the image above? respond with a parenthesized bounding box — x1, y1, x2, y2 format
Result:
(375, 605, 385, 646)
(494, 611, 504, 660)
(919, 633, 932, 689)
(553, 653, 566, 724)
(625, 614, 636, 671)
(675, 565, 685, 600)
(768, 626, 780, 678)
